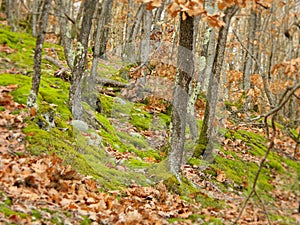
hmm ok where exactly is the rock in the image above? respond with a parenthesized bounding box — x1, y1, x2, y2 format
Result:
(71, 120, 89, 132)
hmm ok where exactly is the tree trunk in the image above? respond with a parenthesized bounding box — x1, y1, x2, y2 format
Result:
(58, 0, 74, 69)
(123, 3, 145, 62)
(69, 0, 97, 120)
(27, 0, 52, 108)
(98, 0, 113, 60)
(32, 0, 41, 37)
(85, 0, 113, 110)
(193, 5, 238, 159)
(140, 8, 152, 65)
(243, 9, 256, 112)
(168, 13, 194, 178)
(7, 0, 18, 31)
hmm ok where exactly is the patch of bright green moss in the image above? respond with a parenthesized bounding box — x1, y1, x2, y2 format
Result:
(269, 213, 297, 224)
(31, 209, 42, 220)
(130, 106, 153, 131)
(117, 131, 149, 149)
(0, 203, 28, 219)
(125, 158, 151, 168)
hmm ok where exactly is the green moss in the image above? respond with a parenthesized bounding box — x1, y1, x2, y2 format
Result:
(81, 216, 92, 225)
(0, 74, 31, 104)
(0, 203, 28, 219)
(269, 213, 297, 224)
(4, 197, 12, 206)
(0, 106, 5, 111)
(125, 158, 151, 168)
(267, 159, 284, 172)
(99, 94, 114, 115)
(129, 106, 153, 131)
(31, 209, 42, 220)
(117, 131, 149, 149)
(97, 61, 119, 78)
(0, 28, 36, 69)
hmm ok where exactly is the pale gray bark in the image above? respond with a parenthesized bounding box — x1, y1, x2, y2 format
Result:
(194, 5, 239, 158)
(32, 0, 41, 37)
(123, 3, 145, 62)
(58, 0, 74, 69)
(7, 0, 18, 31)
(69, 0, 97, 120)
(243, 9, 256, 112)
(243, 9, 256, 92)
(168, 13, 194, 178)
(85, 0, 113, 110)
(27, 0, 52, 107)
(140, 9, 152, 64)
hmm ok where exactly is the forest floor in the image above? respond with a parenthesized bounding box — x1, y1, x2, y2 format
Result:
(0, 25, 299, 224)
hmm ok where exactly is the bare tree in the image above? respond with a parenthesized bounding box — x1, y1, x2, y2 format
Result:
(194, 5, 239, 158)
(84, 0, 114, 110)
(27, 0, 52, 108)
(168, 13, 194, 178)
(69, 0, 97, 120)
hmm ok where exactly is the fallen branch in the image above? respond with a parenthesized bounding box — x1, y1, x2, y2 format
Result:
(95, 77, 129, 88)
(44, 55, 66, 70)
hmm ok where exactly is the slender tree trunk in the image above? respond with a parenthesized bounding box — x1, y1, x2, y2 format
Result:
(27, 0, 52, 108)
(140, 8, 152, 65)
(243, 9, 256, 112)
(69, 0, 97, 120)
(85, 0, 113, 110)
(7, 0, 18, 31)
(193, 5, 238, 158)
(98, 0, 113, 59)
(32, 0, 40, 37)
(58, 0, 74, 69)
(168, 13, 194, 178)
(123, 4, 145, 62)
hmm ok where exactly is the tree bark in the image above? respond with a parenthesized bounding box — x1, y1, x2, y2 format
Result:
(193, 5, 238, 158)
(140, 8, 152, 64)
(243, 9, 256, 111)
(27, 0, 52, 108)
(123, 3, 145, 62)
(85, 0, 113, 110)
(69, 0, 97, 120)
(168, 13, 194, 177)
(58, 0, 74, 69)
(7, 0, 18, 31)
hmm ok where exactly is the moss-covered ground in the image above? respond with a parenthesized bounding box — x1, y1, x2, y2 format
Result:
(0, 25, 299, 224)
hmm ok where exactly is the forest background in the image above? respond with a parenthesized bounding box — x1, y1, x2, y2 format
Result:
(0, 0, 299, 224)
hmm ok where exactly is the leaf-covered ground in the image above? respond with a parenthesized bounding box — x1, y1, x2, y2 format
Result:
(0, 25, 299, 224)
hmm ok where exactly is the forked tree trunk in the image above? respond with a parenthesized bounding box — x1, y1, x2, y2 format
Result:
(69, 0, 97, 120)
(27, 0, 52, 108)
(168, 13, 194, 177)
(193, 5, 238, 159)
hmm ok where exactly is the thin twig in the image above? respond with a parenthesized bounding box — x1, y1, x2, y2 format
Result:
(251, 83, 300, 121)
